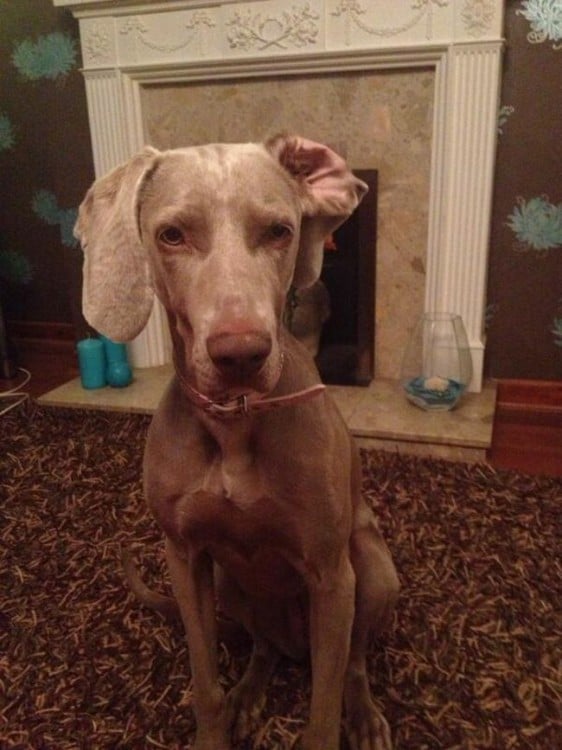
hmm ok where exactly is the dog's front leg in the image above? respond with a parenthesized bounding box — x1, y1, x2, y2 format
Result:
(165, 539, 231, 750)
(300, 555, 356, 750)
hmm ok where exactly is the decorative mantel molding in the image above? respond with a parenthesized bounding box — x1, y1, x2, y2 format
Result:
(54, 0, 505, 391)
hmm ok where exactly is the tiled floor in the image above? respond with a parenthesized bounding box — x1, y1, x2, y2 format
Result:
(39, 366, 497, 462)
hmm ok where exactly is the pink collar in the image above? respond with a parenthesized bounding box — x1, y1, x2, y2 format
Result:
(175, 368, 326, 419)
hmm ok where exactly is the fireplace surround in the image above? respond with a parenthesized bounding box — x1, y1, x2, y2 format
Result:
(55, 0, 505, 391)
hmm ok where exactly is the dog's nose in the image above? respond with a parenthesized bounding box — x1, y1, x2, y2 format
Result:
(207, 331, 272, 378)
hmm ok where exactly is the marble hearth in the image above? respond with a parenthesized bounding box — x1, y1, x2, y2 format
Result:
(39, 369, 497, 462)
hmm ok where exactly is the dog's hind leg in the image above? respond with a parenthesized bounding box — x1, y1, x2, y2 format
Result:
(344, 513, 399, 750)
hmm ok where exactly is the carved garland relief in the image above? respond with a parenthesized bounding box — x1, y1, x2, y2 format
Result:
(461, 0, 496, 38)
(83, 21, 113, 64)
(80, 0, 501, 65)
(119, 13, 216, 56)
(226, 4, 320, 51)
(331, 0, 450, 44)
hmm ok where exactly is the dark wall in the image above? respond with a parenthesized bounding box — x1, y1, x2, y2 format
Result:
(0, 1, 560, 378)
(0, 0, 93, 334)
(485, 1, 562, 380)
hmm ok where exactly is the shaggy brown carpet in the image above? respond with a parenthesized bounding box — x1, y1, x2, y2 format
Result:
(1, 403, 561, 750)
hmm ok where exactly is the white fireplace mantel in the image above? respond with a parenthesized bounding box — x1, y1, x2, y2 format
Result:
(55, 0, 505, 391)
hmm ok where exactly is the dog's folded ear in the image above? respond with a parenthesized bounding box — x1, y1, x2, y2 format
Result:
(74, 147, 160, 342)
(267, 135, 368, 289)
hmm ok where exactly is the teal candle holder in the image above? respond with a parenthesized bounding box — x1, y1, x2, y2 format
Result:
(106, 360, 133, 387)
(100, 335, 128, 363)
(77, 338, 107, 389)
(101, 335, 133, 387)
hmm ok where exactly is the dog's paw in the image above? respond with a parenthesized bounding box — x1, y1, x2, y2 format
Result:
(193, 733, 232, 750)
(226, 681, 267, 742)
(345, 700, 393, 750)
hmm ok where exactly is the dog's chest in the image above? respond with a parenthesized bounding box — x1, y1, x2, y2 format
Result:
(181, 471, 306, 598)
(197, 420, 270, 509)
(201, 451, 264, 509)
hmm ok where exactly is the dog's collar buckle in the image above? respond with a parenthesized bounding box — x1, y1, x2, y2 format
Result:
(234, 394, 249, 416)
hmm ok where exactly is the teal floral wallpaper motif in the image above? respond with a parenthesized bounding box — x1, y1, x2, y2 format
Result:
(12, 30, 81, 252)
(484, 302, 499, 330)
(507, 196, 562, 253)
(0, 112, 15, 151)
(0, 251, 33, 285)
(505, 193, 562, 351)
(497, 104, 515, 134)
(517, 0, 562, 48)
(12, 31, 78, 81)
(513, 0, 562, 357)
(1, 1, 95, 329)
(31, 190, 79, 249)
(485, 1, 561, 379)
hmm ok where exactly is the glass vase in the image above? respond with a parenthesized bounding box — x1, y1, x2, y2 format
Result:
(401, 312, 473, 411)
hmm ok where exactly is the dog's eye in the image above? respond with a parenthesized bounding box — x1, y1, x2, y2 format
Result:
(159, 227, 184, 246)
(268, 223, 293, 243)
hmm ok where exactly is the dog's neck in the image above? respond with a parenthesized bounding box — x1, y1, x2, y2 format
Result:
(173, 351, 326, 506)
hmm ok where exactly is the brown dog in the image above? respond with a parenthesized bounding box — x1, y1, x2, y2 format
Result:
(75, 135, 399, 750)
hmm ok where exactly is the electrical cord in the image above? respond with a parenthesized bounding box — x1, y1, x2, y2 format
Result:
(0, 367, 31, 416)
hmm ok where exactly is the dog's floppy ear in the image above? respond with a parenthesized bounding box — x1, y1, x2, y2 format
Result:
(267, 135, 368, 289)
(74, 147, 160, 342)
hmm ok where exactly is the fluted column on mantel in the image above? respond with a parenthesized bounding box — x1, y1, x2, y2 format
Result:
(428, 42, 503, 390)
(83, 71, 128, 175)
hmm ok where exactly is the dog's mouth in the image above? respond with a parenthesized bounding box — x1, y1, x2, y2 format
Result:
(211, 363, 269, 397)
(208, 347, 284, 403)
(171, 313, 286, 408)
(173, 346, 287, 418)
(175, 348, 324, 419)
(175, 343, 284, 403)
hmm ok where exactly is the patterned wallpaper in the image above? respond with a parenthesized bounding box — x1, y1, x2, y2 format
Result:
(485, 0, 562, 379)
(0, 0, 93, 331)
(0, 0, 560, 380)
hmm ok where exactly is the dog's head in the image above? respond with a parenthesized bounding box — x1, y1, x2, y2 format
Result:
(75, 135, 367, 399)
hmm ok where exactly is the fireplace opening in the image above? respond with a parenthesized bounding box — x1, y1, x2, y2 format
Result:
(287, 170, 377, 386)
